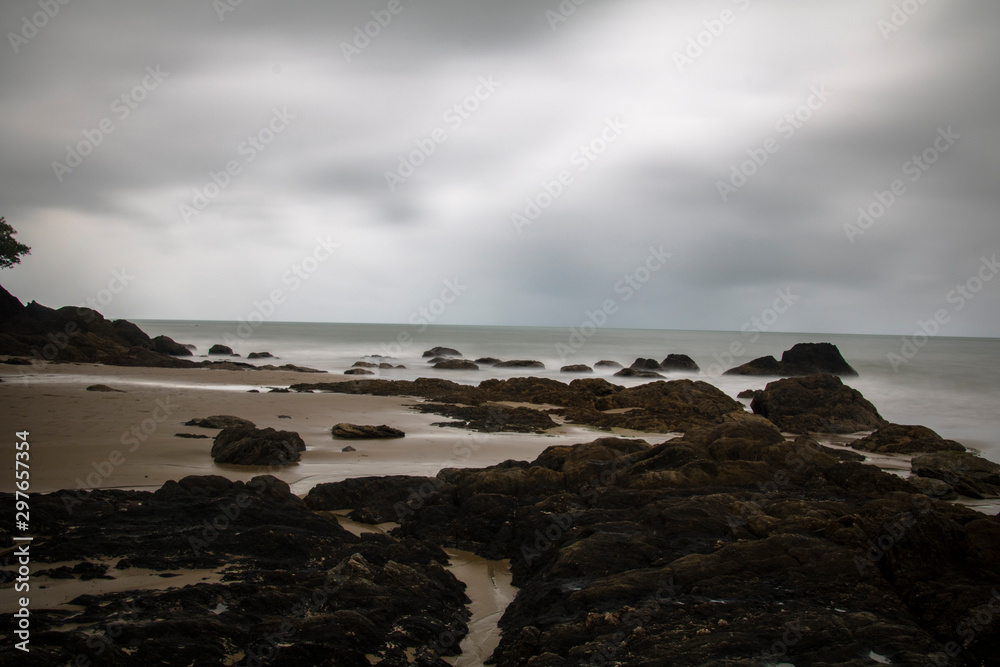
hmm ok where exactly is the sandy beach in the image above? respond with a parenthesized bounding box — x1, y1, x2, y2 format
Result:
(0, 361, 679, 496)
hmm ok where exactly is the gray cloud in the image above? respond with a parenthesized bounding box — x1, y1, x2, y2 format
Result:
(2, 0, 999, 336)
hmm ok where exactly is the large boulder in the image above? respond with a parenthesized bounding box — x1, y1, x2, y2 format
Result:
(560, 364, 593, 373)
(629, 358, 661, 371)
(851, 424, 966, 454)
(211, 425, 305, 465)
(208, 344, 234, 355)
(725, 342, 858, 377)
(750, 374, 887, 433)
(331, 423, 405, 439)
(304, 475, 439, 523)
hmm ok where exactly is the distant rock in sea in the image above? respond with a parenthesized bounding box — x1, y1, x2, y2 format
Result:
(594, 360, 622, 368)
(475, 357, 502, 365)
(247, 351, 274, 359)
(560, 364, 593, 373)
(344, 368, 374, 375)
(422, 346, 461, 358)
(614, 368, 664, 378)
(725, 342, 858, 377)
(495, 359, 545, 369)
(208, 344, 235, 355)
(660, 353, 699, 372)
(629, 358, 661, 371)
(434, 359, 479, 370)
(150, 335, 193, 356)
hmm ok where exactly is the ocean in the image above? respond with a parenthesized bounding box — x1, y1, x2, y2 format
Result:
(134, 320, 1000, 464)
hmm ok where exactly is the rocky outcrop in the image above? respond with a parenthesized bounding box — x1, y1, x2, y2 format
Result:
(750, 374, 887, 433)
(352, 361, 377, 368)
(660, 353, 699, 372)
(247, 351, 274, 359)
(423, 346, 461, 358)
(725, 342, 859, 377)
(211, 425, 306, 465)
(86, 384, 124, 392)
(331, 423, 405, 439)
(851, 424, 966, 454)
(304, 475, 440, 523)
(594, 360, 622, 368)
(0, 475, 469, 664)
(184, 415, 255, 429)
(344, 368, 374, 375)
(911, 451, 1000, 498)
(629, 358, 661, 371)
(475, 357, 502, 365)
(208, 344, 235, 355)
(495, 360, 545, 369)
(434, 359, 479, 370)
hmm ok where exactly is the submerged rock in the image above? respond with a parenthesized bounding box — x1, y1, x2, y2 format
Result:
(560, 364, 593, 373)
(423, 346, 462, 358)
(247, 351, 274, 359)
(495, 360, 545, 369)
(208, 344, 235, 355)
(434, 359, 479, 370)
(415, 403, 557, 433)
(85, 384, 124, 392)
(614, 368, 664, 378)
(184, 415, 255, 429)
(594, 360, 622, 368)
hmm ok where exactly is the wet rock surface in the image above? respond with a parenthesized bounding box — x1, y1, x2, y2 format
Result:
(0, 475, 469, 666)
(365, 426, 1000, 666)
(185, 415, 256, 430)
(414, 403, 558, 433)
(911, 451, 1000, 499)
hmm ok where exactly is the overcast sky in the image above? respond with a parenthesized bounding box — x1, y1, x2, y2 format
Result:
(1, 0, 998, 336)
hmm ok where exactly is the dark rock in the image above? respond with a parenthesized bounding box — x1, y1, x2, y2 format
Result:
(613, 368, 664, 378)
(850, 424, 966, 454)
(278, 415, 291, 419)
(267, 387, 290, 393)
(378, 362, 403, 369)
(495, 360, 545, 369)
(331, 424, 405, 439)
(184, 415, 255, 429)
(725, 342, 858, 377)
(342, 446, 357, 452)
(174, 433, 211, 439)
(422, 347, 462, 358)
(86, 384, 124, 392)
(247, 351, 274, 359)
(560, 364, 593, 373)
(415, 403, 557, 433)
(911, 451, 1000, 499)
(750, 374, 887, 434)
(208, 344, 234, 355)
(475, 357, 502, 365)
(594, 360, 622, 368)
(629, 358, 661, 371)
(908, 475, 959, 500)
(150, 335, 193, 356)
(2, 356, 32, 365)
(305, 476, 441, 523)
(737, 388, 761, 399)
(434, 359, 479, 370)
(660, 353, 699, 372)
(344, 368, 374, 375)
(352, 361, 377, 368)
(211, 425, 305, 465)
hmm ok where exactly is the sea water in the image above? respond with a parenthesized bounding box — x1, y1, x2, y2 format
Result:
(134, 320, 1000, 463)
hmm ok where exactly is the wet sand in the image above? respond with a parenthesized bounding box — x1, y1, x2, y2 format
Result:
(0, 361, 676, 496)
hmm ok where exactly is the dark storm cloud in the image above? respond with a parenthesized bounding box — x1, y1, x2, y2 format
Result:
(1, 0, 998, 336)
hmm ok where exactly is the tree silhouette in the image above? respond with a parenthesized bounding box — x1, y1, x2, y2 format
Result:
(0, 218, 30, 269)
